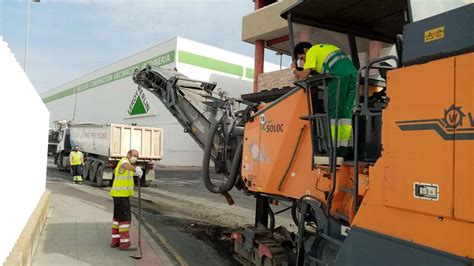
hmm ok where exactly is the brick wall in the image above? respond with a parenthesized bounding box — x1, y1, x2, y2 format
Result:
(257, 69, 297, 91)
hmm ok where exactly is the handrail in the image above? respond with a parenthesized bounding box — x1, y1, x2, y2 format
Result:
(357, 55, 400, 116)
(352, 55, 400, 214)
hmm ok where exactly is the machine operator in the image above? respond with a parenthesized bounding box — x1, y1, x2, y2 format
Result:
(291, 42, 357, 155)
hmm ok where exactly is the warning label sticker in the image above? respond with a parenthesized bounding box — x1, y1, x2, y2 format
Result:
(424, 26, 445, 43)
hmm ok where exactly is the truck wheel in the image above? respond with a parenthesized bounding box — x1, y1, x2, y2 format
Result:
(140, 176, 151, 187)
(95, 164, 107, 187)
(90, 161, 99, 182)
(83, 160, 92, 180)
(56, 154, 64, 171)
(61, 154, 70, 172)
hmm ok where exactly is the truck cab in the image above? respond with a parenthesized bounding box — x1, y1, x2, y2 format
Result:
(53, 121, 74, 170)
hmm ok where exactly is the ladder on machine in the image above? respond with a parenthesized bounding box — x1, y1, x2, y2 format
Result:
(295, 73, 342, 214)
(296, 55, 399, 218)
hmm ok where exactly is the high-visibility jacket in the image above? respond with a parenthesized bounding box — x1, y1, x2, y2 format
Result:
(110, 158, 135, 197)
(70, 151, 83, 166)
(303, 44, 343, 74)
(304, 44, 357, 149)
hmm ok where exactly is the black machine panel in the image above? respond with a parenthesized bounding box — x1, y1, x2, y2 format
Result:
(403, 4, 474, 66)
(334, 227, 473, 266)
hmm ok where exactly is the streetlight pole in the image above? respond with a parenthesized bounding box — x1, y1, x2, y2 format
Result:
(276, 52, 283, 70)
(24, 0, 40, 73)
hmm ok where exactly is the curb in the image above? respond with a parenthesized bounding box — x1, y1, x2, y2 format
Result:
(131, 212, 186, 266)
(4, 190, 51, 266)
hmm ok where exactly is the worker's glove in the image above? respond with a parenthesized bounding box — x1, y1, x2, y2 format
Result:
(134, 166, 143, 177)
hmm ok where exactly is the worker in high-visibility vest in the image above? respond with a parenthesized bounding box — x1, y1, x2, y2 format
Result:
(110, 149, 143, 251)
(292, 42, 357, 155)
(69, 146, 84, 184)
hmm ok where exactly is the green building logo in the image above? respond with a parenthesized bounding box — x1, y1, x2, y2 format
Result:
(128, 87, 151, 116)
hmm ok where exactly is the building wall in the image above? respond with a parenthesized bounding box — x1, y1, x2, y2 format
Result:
(0, 37, 49, 263)
(41, 37, 280, 166)
(175, 37, 280, 97)
(42, 38, 199, 165)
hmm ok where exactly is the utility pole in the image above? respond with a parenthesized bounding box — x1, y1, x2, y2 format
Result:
(24, 0, 40, 73)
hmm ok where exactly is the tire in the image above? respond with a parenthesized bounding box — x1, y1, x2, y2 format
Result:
(56, 154, 64, 171)
(83, 160, 92, 180)
(140, 176, 151, 187)
(95, 164, 108, 187)
(89, 161, 99, 182)
(61, 154, 70, 172)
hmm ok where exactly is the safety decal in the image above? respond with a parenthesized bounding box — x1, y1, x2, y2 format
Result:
(424, 26, 445, 43)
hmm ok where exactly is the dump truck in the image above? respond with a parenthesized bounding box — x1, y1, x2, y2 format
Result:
(53, 121, 164, 187)
(132, 0, 474, 264)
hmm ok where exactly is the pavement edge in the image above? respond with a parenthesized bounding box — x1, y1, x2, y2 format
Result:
(4, 190, 51, 266)
(131, 212, 187, 266)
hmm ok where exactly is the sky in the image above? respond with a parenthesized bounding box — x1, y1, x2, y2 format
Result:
(0, 0, 289, 93)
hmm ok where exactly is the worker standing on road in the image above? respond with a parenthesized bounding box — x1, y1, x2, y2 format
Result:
(291, 42, 357, 155)
(69, 146, 84, 184)
(110, 149, 143, 251)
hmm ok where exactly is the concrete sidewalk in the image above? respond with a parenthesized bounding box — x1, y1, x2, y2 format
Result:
(32, 180, 174, 266)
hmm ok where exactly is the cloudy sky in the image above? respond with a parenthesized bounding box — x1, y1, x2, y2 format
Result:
(1, 0, 287, 93)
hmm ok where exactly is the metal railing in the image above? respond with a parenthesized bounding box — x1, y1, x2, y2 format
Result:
(352, 55, 400, 213)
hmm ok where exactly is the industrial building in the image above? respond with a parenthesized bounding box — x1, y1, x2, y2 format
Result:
(41, 37, 280, 166)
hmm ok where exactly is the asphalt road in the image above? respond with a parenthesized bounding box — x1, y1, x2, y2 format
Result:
(154, 166, 258, 210)
(153, 166, 296, 222)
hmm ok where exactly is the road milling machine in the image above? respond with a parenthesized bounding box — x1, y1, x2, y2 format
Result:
(133, 0, 474, 265)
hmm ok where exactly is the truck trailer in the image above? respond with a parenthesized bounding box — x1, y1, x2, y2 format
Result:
(53, 121, 163, 187)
